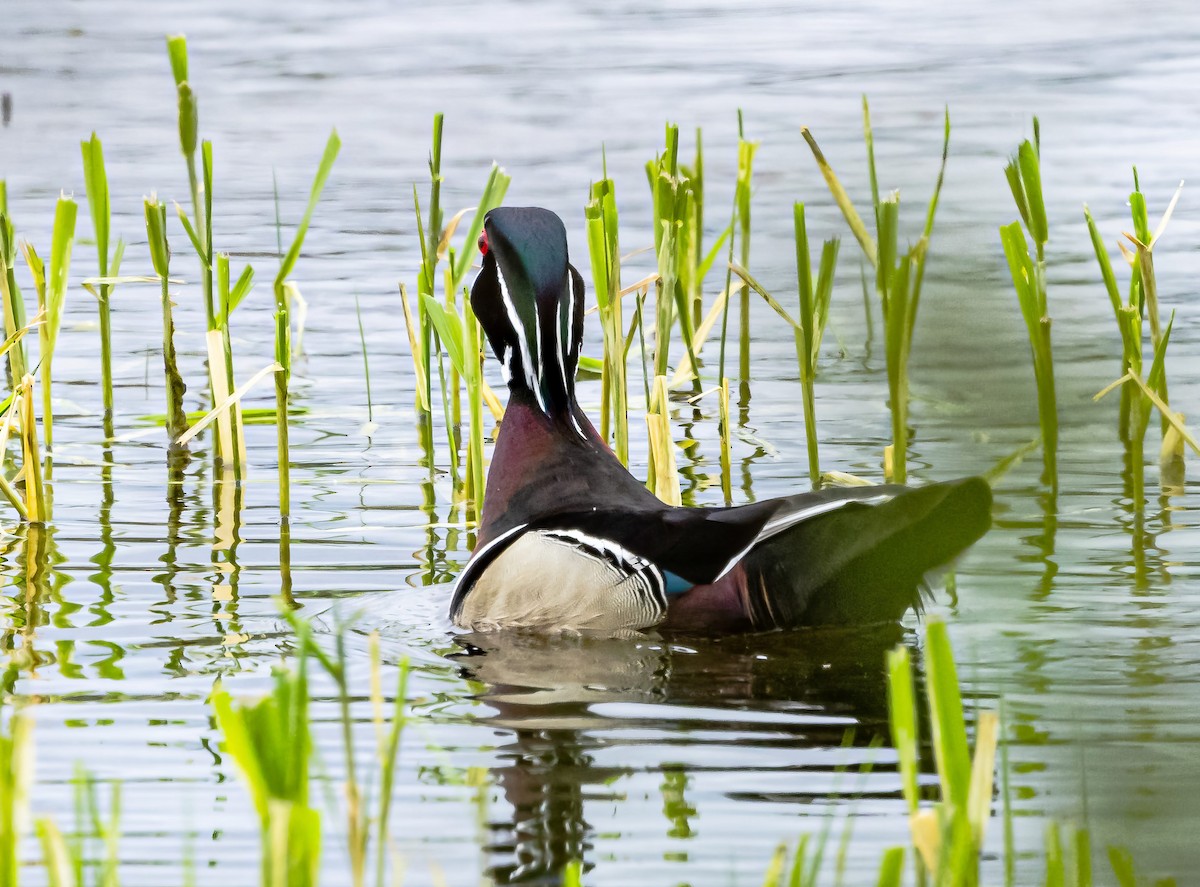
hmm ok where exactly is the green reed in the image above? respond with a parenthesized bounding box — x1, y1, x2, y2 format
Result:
(733, 617, 1184, 887)
(803, 99, 949, 483)
(411, 124, 508, 519)
(79, 134, 125, 431)
(166, 36, 214, 330)
(287, 614, 411, 887)
(213, 646, 321, 887)
(273, 129, 341, 520)
(0, 222, 28, 390)
(354, 295, 374, 424)
(1, 702, 32, 887)
(1087, 174, 1199, 506)
(17, 375, 47, 523)
(730, 204, 837, 490)
(724, 112, 758, 389)
(791, 204, 839, 488)
(144, 196, 188, 449)
(167, 35, 250, 473)
(16, 194, 77, 455)
(888, 618, 997, 886)
(585, 173, 630, 464)
(1000, 119, 1058, 492)
(646, 124, 702, 385)
(413, 114, 445, 418)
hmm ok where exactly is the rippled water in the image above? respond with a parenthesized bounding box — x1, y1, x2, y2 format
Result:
(3, 1, 1200, 884)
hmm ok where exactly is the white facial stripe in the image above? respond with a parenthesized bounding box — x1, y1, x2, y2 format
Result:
(562, 274, 586, 438)
(496, 265, 546, 411)
(567, 273, 579, 359)
(555, 289, 570, 399)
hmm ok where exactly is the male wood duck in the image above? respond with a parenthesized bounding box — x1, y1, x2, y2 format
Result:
(450, 206, 992, 634)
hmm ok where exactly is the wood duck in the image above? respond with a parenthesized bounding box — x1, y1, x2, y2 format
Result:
(450, 206, 992, 634)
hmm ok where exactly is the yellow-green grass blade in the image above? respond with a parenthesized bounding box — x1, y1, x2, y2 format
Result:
(801, 127, 877, 267)
(874, 847, 905, 887)
(1017, 139, 1047, 245)
(35, 818, 75, 887)
(1083, 206, 1123, 319)
(421, 294, 465, 376)
(80, 134, 110, 272)
(450, 164, 511, 291)
(730, 263, 802, 334)
(863, 95, 881, 219)
(924, 619, 971, 812)
(275, 129, 341, 290)
(1, 711, 33, 885)
(46, 194, 77, 344)
(885, 646, 920, 813)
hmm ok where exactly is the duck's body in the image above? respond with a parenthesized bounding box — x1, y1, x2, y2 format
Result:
(451, 207, 992, 635)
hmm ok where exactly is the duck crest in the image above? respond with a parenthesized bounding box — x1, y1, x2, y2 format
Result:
(471, 207, 585, 425)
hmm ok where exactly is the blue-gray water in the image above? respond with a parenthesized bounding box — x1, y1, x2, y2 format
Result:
(3, 1, 1200, 883)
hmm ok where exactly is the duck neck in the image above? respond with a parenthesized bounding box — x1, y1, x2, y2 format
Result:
(477, 386, 656, 545)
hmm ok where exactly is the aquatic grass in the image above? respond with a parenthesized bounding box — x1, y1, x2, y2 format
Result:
(354, 295, 374, 426)
(16, 194, 77, 455)
(215, 251, 256, 463)
(646, 124, 701, 386)
(26, 765, 125, 887)
(368, 634, 410, 887)
(412, 114, 445, 418)
(763, 834, 906, 887)
(585, 174, 630, 464)
(167, 36, 252, 474)
(728, 207, 838, 490)
(1000, 120, 1058, 491)
(410, 144, 508, 515)
(791, 204, 839, 487)
(887, 618, 997, 886)
(272, 128, 341, 521)
(166, 35, 215, 331)
(1086, 176, 1196, 508)
(718, 376, 732, 504)
(71, 767, 122, 887)
(289, 614, 411, 887)
(144, 196, 188, 450)
(1, 703, 33, 887)
(758, 620, 1176, 886)
(645, 374, 682, 505)
(18, 375, 47, 523)
(79, 134, 126, 430)
(803, 99, 949, 483)
(734, 113, 758, 388)
(212, 640, 321, 887)
(0, 213, 29, 385)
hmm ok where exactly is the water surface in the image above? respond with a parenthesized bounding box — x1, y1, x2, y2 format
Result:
(3, 1, 1200, 883)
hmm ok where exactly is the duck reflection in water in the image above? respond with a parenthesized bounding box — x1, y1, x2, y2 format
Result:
(450, 624, 910, 884)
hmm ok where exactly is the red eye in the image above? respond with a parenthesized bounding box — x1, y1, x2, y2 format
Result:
(478, 231, 489, 256)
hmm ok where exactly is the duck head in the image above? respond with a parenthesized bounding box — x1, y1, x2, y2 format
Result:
(470, 207, 586, 417)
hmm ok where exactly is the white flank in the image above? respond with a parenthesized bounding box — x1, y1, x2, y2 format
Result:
(544, 528, 667, 608)
(453, 522, 528, 603)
